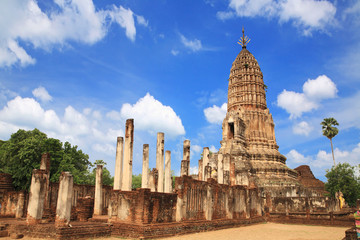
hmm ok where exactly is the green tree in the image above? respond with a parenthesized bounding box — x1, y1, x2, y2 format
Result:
(321, 117, 339, 166)
(86, 166, 114, 186)
(325, 163, 360, 207)
(0, 129, 92, 190)
(132, 173, 142, 189)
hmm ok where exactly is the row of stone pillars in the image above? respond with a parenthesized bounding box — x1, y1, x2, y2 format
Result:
(26, 153, 74, 226)
(111, 120, 175, 193)
(198, 148, 229, 185)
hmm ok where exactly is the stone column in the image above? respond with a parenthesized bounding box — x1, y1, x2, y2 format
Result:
(204, 185, 213, 220)
(141, 144, 149, 188)
(217, 154, 224, 184)
(122, 119, 134, 191)
(198, 159, 203, 181)
(204, 165, 212, 181)
(15, 191, 25, 219)
(40, 152, 50, 171)
(183, 140, 190, 175)
(180, 160, 188, 176)
(149, 168, 158, 192)
(164, 150, 171, 193)
(224, 170, 230, 185)
(113, 137, 123, 190)
(202, 147, 209, 180)
(55, 172, 74, 225)
(27, 169, 48, 224)
(40, 153, 51, 209)
(156, 132, 165, 192)
(94, 165, 103, 216)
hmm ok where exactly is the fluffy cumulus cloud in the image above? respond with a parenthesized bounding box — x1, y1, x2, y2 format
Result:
(204, 103, 227, 124)
(292, 121, 312, 136)
(180, 34, 203, 52)
(32, 86, 52, 102)
(277, 75, 337, 118)
(302, 75, 337, 100)
(0, 95, 124, 156)
(286, 149, 312, 164)
(286, 144, 360, 177)
(0, 0, 147, 68)
(218, 0, 336, 35)
(119, 93, 185, 138)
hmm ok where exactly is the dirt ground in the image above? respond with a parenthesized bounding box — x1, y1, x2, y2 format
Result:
(2, 222, 348, 240)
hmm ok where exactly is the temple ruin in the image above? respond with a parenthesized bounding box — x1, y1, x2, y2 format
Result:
(0, 29, 356, 239)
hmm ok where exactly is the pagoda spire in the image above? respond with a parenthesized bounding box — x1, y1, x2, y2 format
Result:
(237, 27, 251, 48)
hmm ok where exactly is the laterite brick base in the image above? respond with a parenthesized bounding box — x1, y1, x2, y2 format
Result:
(111, 217, 264, 239)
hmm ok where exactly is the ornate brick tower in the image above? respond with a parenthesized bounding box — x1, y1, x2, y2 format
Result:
(218, 28, 298, 187)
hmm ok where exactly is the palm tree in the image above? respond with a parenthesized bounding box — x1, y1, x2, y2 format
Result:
(321, 117, 339, 166)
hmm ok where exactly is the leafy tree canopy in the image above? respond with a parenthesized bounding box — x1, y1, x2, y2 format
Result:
(85, 160, 114, 186)
(0, 128, 95, 190)
(325, 163, 360, 207)
(321, 117, 339, 140)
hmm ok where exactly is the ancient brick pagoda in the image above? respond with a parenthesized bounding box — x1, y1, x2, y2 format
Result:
(217, 28, 298, 188)
(1, 29, 353, 240)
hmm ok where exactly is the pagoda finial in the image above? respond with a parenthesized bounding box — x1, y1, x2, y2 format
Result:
(237, 26, 251, 48)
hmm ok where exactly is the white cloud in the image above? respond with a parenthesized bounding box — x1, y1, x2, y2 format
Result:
(0, 0, 146, 68)
(218, 0, 336, 35)
(171, 49, 179, 56)
(279, 0, 336, 35)
(180, 34, 203, 52)
(119, 93, 185, 138)
(192, 144, 202, 153)
(204, 103, 227, 124)
(287, 144, 360, 177)
(293, 121, 312, 136)
(302, 75, 337, 100)
(108, 5, 136, 42)
(277, 75, 337, 119)
(32, 86, 52, 102)
(0, 96, 124, 158)
(7, 39, 36, 67)
(209, 145, 218, 153)
(228, 0, 278, 18)
(286, 149, 311, 164)
(277, 90, 317, 119)
(136, 15, 148, 27)
(189, 166, 198, 175)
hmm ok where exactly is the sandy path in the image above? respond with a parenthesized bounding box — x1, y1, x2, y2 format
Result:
(160, 223, 348, 240)
(3, 223, 348, 240)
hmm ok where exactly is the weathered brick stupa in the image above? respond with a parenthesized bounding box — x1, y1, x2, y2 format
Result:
(214, 28, 299, 189)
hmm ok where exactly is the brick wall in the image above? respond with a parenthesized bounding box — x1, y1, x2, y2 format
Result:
(108, 188, 177, 224)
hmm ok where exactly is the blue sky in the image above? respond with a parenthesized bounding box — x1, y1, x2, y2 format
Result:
(0, 0, 359, 181)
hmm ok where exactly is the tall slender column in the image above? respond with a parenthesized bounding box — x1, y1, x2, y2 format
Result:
(149, 169, 158, 192)
(217, 153, 224, 184)
(180, 160, 188, 176)
(183, 140, 190, 175)
(55, 172, 74, 225)
(114, 137, 123, 190)
(40, 153, 50, 209)
(202, 147, 209, 180)
(94, 165, 103, 215)
(204, 165, 212, 181)
(122, 119, 134, 191)
(164, 150, 171, 193)
(198, 159, 203, 181)
(141, 144, 149, 188)
(156, 132, 164, 192)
